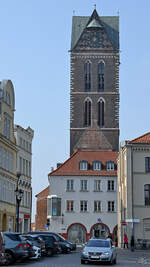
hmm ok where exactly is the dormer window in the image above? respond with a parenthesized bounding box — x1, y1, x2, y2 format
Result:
(79, 160, 88, 171)
(92, 160, 101, 171)
(106, 161, 115, 171)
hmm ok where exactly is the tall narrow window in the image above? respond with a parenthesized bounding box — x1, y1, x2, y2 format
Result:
(84, 99, 91, 126)
(84, 61, 91, 91)
(98, 62, 104, 91)
(144, 184, 150, 206)
(145, 157, 150, 172)
(98, 99, 104, 127)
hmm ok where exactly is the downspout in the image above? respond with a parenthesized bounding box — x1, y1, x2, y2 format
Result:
(131, 145, 134, 237)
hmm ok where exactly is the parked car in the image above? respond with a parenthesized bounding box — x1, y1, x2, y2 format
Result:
(1, 232, 29, 265)
(37, 234, 60, 256)
(81, 238, 117, 265)
(48, 232, 76, 252)
(0, 232, 6, 265)
(21, 234, 46, 256)
(28, 231, 76, 253)
(21, 239, 36, 260)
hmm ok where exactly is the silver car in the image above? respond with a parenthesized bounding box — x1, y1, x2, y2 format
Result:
(81, 238, 117, 265)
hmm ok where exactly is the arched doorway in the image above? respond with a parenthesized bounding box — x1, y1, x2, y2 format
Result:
(67, 223, 87, 243)
(90, 223, 110, 238)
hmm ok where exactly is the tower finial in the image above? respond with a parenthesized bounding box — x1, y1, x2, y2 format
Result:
(94, 4, 96, 10)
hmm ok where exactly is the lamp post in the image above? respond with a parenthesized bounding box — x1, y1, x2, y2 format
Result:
(61, 213, 64, 224)
(15, 173, 23, 232)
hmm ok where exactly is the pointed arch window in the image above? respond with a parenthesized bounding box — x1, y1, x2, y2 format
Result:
(98, 99, 104, 127)
(84, 99, 91, 127)
(98, 62, 104, 91)
(84, 61, 91, 91)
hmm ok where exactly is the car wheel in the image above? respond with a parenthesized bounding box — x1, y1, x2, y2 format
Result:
(109, 257, 113, 265)
(67, 248, 71, 253)
(5, 251, 15, 265)
(81, 259, 85, 264)
(113, 257, 117, 264)
(47, 248, 53, 257)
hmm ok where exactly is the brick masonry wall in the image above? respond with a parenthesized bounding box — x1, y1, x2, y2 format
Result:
(35, 186, 49, 230)
(70, 53, 120, 155)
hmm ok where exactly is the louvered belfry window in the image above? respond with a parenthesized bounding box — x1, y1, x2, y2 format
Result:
(84, 61, 91, 91)
(84, 99, 91, 126)
(98, 99, 104, 127)
(98, 62, 104, 91)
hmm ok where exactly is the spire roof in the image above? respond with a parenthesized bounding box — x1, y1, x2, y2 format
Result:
(71, 10, 119, 50)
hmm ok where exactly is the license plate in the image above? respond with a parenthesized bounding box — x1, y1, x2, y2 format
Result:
(91, 256, 99, 259)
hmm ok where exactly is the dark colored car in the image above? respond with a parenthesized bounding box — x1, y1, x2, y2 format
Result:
(28, 231, 76, 253)
(37, 234, 60, 256)
(2, 232, 29, 265)
(0, 232, 6, 265)
(48, 233, 76, 253)
(21, 234, 46, 256)
(81, 238, 117, 265)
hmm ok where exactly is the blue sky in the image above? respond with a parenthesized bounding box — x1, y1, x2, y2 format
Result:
(1, 0, 150, 220)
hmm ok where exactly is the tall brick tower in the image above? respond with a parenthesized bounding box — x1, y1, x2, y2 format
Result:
(70, 9, 120, 155)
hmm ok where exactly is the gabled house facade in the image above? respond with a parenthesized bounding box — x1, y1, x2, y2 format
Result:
(14, 125, 34, 233)
(118, 132, 150, 248)
(0, 80, 18, 231)
(35, 186, 50, 230)
(48, 150, 118, 243)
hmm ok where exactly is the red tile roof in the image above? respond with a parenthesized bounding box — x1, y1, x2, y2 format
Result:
(48, 150, 118, 176)
(128, 132, 150, 144)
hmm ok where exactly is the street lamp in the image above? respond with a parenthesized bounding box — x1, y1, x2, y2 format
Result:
(15, 173, 23, 232)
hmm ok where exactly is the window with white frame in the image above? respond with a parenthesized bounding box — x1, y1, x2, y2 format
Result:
(80, 180, 88, 191)
(108, 201, 115, 212)
(93, 161, 101, 171)
(80, 200, 88, 212)
(106, 161, 115, 171)
(107, 180, 115, 191)
(94, 201, 101, 212)
(94, 180, 101, 191)
(66, 200, 74, 212)
(66, 179, 74, 191)
(79, 160, 88, 171)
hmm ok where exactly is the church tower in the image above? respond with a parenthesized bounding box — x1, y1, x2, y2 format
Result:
(70, 9, 120, 155)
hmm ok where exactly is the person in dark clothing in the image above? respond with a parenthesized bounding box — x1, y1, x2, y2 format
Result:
(130, 235, 135, 251)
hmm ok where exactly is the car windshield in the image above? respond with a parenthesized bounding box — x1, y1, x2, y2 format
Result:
(86, 240, 110, 248)
(5, 234, 22, 241)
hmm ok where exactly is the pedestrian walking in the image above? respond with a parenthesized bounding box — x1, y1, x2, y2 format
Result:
(130, 235, 135, 252)
(124, 234, 128, 248)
